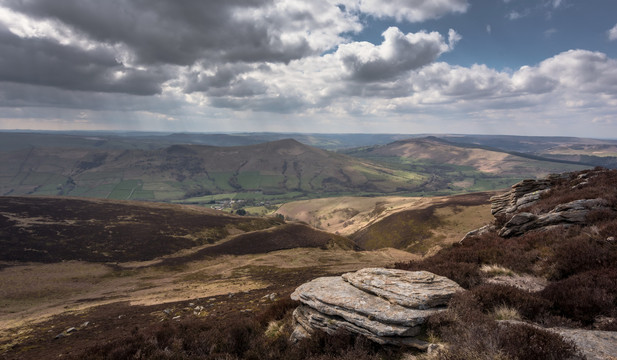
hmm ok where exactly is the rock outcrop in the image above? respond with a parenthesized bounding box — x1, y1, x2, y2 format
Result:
(462, 170, 616, 240)
(290, 268, 463, 349)
(499, 198, 611, 237)
(490, 174, 566, 217)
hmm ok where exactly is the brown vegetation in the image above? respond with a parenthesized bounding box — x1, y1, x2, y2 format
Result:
(426, 291, 582, 359)
(157, 223, 357, 267)
(0, 196, 282, 262)
(3, 168, 616, 359)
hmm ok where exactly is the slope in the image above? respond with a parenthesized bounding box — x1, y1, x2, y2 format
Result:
(344, 136, 587, 192)
(0, 196, 282, 263)
(0, 139, 426, 201)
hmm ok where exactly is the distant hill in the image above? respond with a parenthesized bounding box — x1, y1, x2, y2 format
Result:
(343, 137, 588, 192)
(1, 132, 610, 201)
(0, 139, 426, 200)
(0, 131, 415, 152)
(437, 134, 617, 169)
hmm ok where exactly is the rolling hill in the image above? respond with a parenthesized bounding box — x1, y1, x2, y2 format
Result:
(344, 137, 587, 192)
(0, 139, 426, 201)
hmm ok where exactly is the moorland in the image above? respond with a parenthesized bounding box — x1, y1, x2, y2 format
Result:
(1, 131, 616, 359)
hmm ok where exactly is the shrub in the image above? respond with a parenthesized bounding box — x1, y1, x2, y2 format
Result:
(73, 298, 404, 360)
(480, 264, 516, 277)
(493, 305, 522, 321)
(427, 292, 581, 360)
(550, 233, 617, 280)
(496, 323, 582, 360)
(541, 268, 617, 325)
(471, 284, 551, 322)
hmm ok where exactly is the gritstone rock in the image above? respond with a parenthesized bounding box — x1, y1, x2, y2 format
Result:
(290, 268, 463, 349)
(342, 268, 463, 310)
(499, 198, 611, 237)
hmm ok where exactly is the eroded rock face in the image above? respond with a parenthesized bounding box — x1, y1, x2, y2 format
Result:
(290, 268, 463, 349)
(499, 198, 611, 237)
(490, 175, 563, 217)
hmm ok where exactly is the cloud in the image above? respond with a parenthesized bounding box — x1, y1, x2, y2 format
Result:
(336, 27, 458, 82)
(532, 50, 617, 95)
(0, 25, 172, 95)
(0, 0, 615, 137)
(544, 28, 557, 38)
(608, 24, 617, 41)
(2, 0, 360, 66)
(340, 0, 469, 22)
(486, 24, 492, 34)
(507, 10, 526, 20)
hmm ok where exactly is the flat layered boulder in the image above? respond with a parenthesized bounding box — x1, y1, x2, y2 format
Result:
(290, 268, 463, 349)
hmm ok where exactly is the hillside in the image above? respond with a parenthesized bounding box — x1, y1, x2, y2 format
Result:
(0, 196, 283, 263)
(351, 192, 493, 253)
(276, 193, 494, 254)
(344, 137, 587, 192)
(0, 195, 416, 359)
(0, 139, 425, 201)
(395, 167, 617, 359)
(439, 134, 617, 169)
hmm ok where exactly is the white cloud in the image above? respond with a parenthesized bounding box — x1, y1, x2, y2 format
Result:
(336, 27, 457, 82)
(507, 11, 525, 20)
(486, 24, 492, 34)
(608, 24, 617, 41)
(340, 0, 469, 22)
(544, 28, 557, 38)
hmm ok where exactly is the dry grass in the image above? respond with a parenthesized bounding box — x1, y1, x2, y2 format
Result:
(0, 247, 417, 335)
(481, 264, 516, 277)
(276, 195, 437, 235)
(493, 305, 522, 321)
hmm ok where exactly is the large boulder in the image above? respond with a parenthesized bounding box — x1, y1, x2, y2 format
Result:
(290, 268, 463, 349)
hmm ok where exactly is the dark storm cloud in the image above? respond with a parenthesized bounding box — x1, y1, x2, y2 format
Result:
(0, 25, 172, 95)
(4, 0, 313, 66)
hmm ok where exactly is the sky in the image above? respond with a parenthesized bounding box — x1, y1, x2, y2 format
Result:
(0, 0, 616, 137)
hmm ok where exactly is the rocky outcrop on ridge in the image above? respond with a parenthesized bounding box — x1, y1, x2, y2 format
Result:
(490, 174, 566, 217)
(290, 268, 463, 349)
(463, 169, 617, 240)
(499, 198, 612, 237)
